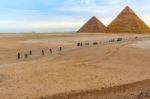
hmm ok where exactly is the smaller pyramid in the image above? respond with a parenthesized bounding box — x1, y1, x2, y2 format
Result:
(77, 16, 106, 33)
(107, 6, 150, 33)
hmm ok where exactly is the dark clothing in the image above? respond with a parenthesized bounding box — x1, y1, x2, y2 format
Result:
(17, 53, 20, 59)
(29, 51, 32, 55)
(41, 50, 44, 55)
(59, 47, 62, 51)
(25, 54, 28, 58)
(49, 49, 52, 53)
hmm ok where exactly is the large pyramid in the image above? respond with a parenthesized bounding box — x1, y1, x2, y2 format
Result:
(77, 16, 106, 33)
(107, 6, 150, 33)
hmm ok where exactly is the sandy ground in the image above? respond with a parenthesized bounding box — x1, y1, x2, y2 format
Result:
(0, 33, 150, 99)
(39, 79, 150, 99)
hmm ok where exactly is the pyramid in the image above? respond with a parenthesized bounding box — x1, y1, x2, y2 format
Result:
(77, 16, 106, 33)
(107, 6, 150, 33)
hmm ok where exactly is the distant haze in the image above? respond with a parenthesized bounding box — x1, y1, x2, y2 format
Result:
(0, 0, 150, 33)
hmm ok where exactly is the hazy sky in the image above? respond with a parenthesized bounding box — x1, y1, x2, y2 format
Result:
(0, 0, 150, 32)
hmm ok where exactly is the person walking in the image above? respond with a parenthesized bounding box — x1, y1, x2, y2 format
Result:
(29, 50, 32, 55)
(41, 50, 44, 55)
(49, 48, 52, 53)
(25, 53, 28, 58)
(59, 47, 62, 51)
(17, 53, 21, 59)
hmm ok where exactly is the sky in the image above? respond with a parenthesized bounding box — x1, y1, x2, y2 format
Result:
(0, 0, 150, 33)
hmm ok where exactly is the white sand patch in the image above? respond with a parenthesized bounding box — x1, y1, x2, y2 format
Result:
(130, 40, 150, 49)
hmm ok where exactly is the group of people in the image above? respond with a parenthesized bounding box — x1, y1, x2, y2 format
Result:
(17, 50, 32, 59)
(17, 47, 62, 59)
(17, 36, 149, 60)
(76, 37, 133, 48)
(77, 36, 150, 48)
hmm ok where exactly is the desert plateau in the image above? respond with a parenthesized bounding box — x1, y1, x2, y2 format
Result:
(0, 33, 149, 99)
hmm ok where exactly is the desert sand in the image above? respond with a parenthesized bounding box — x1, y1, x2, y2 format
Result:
(0, 33, 150, 99)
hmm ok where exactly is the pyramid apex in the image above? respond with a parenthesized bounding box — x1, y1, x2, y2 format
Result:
(91, 16, 97, 19)
(92, 16, 96, 17)
(125, 6, 130, 9)
(123, 6, 133, 12)
(77, 16, 106, 33)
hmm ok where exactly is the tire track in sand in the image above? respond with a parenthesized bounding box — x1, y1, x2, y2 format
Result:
(84, 42, 129, 65)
